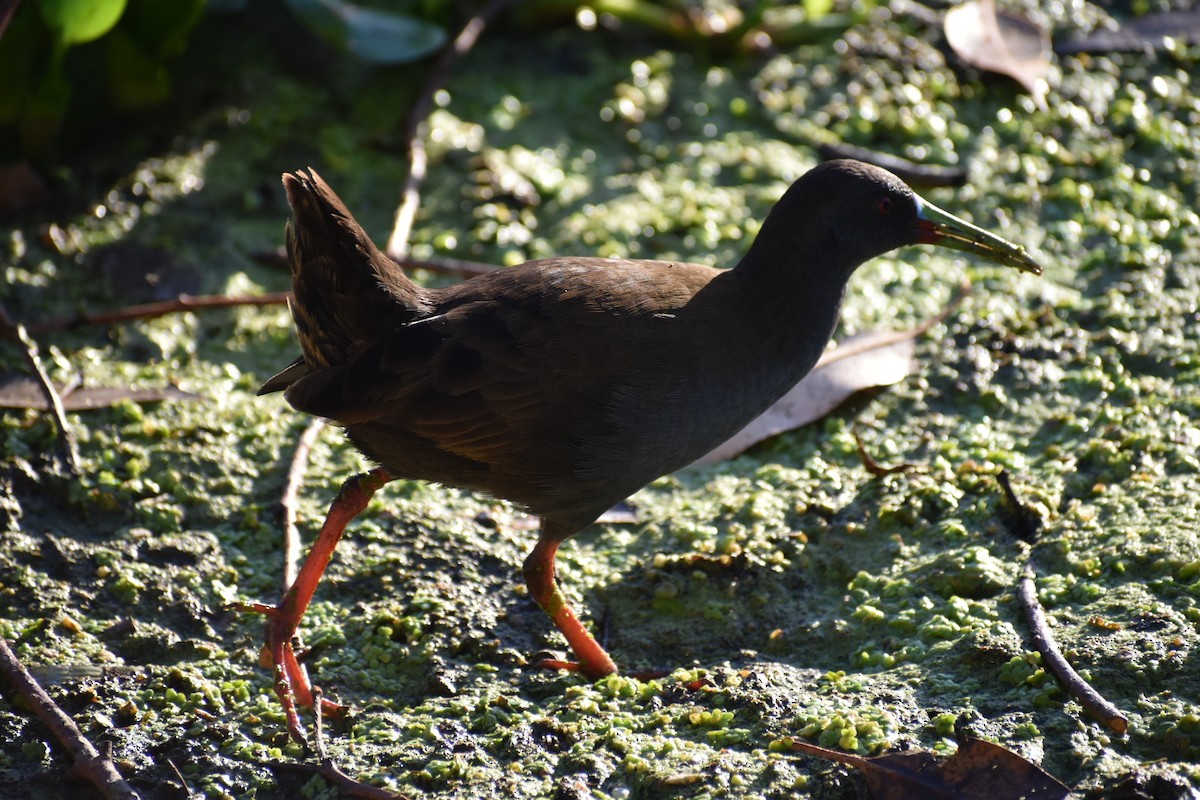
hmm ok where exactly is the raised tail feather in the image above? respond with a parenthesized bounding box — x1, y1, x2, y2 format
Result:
(280, 168, 429, 374)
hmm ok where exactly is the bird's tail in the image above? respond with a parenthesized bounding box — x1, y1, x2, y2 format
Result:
(281, 168, 427, 370)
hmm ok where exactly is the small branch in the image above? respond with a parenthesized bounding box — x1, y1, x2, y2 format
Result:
(996, 469, 1041, 543)
(386, 0, 516, 258)
(394, 253, 497, 278)
(817, 141, 969, 188)
(0, 0, 22, 41)
(265, 758, 410, 800)
(1016, 570, 1128, 733)
(0, 302, 81, 477)
(385, 113, 426, 258)
(164, 757, 194, 798)
(256, 247, 498, 279)
(260, 699, 387, 793)
(852, 428, 913, 477)
(0, 637, 142, 799)
(998, 473, 1125, 732)
(25, 291, 291, 334)
(281, 419, 327, 592)
(312, 686, 328, 761)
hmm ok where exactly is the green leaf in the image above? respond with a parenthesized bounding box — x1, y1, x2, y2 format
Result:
(106, 28, 170, 109)
(0, 4, 40, 124)
(20, 69, 72, 160)
(37, 0, 128, 46)
(120, 0, 207, 62)
(287, 0, 446, 64)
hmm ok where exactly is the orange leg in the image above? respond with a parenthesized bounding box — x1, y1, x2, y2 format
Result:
(238, 467, 392, 742)
(522, 520, 618, 680)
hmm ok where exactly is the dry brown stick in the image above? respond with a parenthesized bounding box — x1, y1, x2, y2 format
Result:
(0, 302, 81, 477)
(1016, 569, 1129, 734)
(0, 0, 22, 40)
(384, 113, 426, 258)
(817, 141, 969, 188)
(25, 291, 292, 334)
(851, 428, 913, 477)
(385, 0, 515, 258)
(999, 474, 1125, 732)
(255, 247, 498, 279)
(0, 637, 142, 799)
(394, 253, 497, 277)
(281, 418, 327, 592)
(996, 469, 1041, 543)
(266, 759, 410, 800)
(270, 688, 411, 800)
(164, 757, 193, 797)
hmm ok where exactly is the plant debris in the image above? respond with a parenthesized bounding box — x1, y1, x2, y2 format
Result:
(0, 375, 202, 411)
(944, 0, 1051, 110)
(788, 736, 1070, 799)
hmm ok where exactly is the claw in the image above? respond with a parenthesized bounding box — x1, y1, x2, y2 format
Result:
(232, 469, 391, 741)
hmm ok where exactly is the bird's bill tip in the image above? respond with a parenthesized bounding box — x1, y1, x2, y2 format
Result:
(914, 198, 1043, 275)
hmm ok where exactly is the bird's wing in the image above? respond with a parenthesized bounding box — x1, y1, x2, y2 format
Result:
(284, 258, 726, 477)
(281, 297, 575, 467)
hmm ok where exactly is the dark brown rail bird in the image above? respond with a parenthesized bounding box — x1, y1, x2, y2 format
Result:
(251, 160, 1041, 740)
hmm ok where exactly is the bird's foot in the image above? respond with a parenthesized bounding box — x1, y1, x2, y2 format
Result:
(230, 601, 348, 743)
(529, 654, 583, 673)
(528, 650, 618, 681)
(529, 653, 670, 683)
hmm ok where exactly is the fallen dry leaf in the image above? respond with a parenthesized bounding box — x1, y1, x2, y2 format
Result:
(696, 329, 917, 464)
(596, 501, 639, 525)
(945, 0, 1051, 110)
(789, 737, 1070, 799)
(0, 375, 202, 411)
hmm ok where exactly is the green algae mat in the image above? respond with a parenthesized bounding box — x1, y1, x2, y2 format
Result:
(2, 3, 1199, 798)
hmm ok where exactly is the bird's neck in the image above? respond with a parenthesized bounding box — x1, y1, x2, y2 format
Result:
(732, 225, 855, 360)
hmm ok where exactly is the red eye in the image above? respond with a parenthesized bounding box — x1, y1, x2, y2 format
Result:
(877, 197, 893, 215)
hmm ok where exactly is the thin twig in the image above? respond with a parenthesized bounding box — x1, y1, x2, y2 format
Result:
(281, 419, 327, 592)
(385, 115, 426, 258)
(817, 141, 969, 188)
(0, 637, 141, 799)
(25, 291, 291, 334)
(852, 427, 913, 477)
(1016, 569, 1129, 733)
(386, 0, 516, 258)
(395, 253, 497, 277)
(997, 474, 1126, 732)
(266, 759, 410, 800)
(0, 0, 22, 41)
(996, 469, 1041, 543)
(269, 689, 412, 800)
(312, 686, 327, 760)
(257, 246, 498, 279)
(164, 757, 195, 798)
(0, 302, 81, 477)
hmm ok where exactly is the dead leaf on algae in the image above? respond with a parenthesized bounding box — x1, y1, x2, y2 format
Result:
(789, 737, 1071, 799)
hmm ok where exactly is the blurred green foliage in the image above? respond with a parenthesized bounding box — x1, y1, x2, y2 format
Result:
(0, 0, 205, 162)
(0, 0, 859, 166)
(0, 0, 452, 165)
(287, 0, 446, 65)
